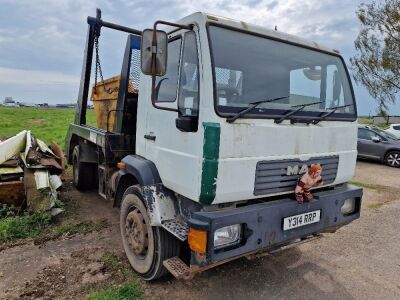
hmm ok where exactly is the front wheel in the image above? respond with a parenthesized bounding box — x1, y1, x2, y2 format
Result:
(120, 186, 180, 280)
(385, 151, 400, 168)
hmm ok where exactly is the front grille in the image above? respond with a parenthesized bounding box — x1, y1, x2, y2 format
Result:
(254, 156, 339, 196)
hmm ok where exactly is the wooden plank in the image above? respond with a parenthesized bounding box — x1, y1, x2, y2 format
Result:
(0, 180, 25, 206)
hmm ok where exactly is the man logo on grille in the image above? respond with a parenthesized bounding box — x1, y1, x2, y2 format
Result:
(287, 164, 309, 176)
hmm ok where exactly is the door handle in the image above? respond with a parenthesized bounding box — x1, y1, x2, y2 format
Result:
(144, 134, 156, 141)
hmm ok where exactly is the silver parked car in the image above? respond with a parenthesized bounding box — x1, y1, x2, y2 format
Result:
(385, 124, 400, 138)
(357, 125, 400, 168)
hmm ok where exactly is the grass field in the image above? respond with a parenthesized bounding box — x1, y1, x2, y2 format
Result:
(0, 107, 96, 147)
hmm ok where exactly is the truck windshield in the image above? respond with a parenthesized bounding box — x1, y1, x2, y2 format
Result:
(208, 25, 356, 121)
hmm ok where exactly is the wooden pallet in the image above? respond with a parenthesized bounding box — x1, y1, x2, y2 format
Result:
(0, 180, 24, 206)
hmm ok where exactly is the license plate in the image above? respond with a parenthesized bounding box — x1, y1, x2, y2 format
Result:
(283, 210, 321, 231)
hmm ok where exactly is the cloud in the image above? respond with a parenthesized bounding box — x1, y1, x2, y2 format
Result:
(0, 67, 80, 103)
(0, 0, 360, 72)
(0, 0, 397, 114)
(0, 67, 79, 86)
(176, 0, 358, 44)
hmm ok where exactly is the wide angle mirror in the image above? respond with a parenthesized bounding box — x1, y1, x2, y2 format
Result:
(141, 29, 168, 76)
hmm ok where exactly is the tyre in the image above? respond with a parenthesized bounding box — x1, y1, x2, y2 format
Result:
(120, 186, 180, 281)
(72, 145, 96, 190)
(384, 151, 400, 168)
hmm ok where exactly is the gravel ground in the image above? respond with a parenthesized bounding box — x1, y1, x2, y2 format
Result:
(0, 161, 399, 300)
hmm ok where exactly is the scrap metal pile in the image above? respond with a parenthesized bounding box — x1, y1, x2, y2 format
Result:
(0, 130, 64, 215)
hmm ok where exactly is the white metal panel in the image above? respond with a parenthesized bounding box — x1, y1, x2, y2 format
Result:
(214, 150, 356, 204)
(218, 119, 357, 159)
(137, 21, 208, 201)
(213, 118, 358, 204)
(136, 73, 151, 156)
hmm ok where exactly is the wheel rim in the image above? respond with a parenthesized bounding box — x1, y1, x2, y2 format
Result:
(121, 195, 155, 275)
(125, 209, 149, 257)
(387, 153, 400, 167)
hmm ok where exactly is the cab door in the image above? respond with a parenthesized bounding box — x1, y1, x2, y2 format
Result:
(143, 30, 203, 201)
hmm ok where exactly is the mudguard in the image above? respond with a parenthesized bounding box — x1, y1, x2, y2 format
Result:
(120, 155, 161, 185)
(115, 155, 189, 241)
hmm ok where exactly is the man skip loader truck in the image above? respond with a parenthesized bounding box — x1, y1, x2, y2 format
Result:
(65, 9, 362, 280)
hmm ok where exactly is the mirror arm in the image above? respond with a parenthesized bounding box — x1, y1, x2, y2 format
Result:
(154, 78, 168, 100)
(150, 20, 193, 112)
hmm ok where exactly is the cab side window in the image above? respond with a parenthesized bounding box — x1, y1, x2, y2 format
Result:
(358, 128, 371, 140)
(156, 38, 182, 102)
(358, 128, 380, 140)
(178, 32, 199, 119)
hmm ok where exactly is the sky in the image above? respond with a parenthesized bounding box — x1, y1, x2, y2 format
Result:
(0, 0, 398, 115)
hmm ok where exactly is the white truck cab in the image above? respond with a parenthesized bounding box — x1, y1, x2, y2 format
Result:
(139, 12, 358, 205)
(66, 10, 362, 280)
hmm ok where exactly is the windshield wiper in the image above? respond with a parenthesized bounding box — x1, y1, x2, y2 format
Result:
(311, 104, 353, 124)
(274, 101, 322, 124)
(226, 96, 289, 123)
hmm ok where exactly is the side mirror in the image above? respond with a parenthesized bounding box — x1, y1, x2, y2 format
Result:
(372, 136, 381, 143)
(141, 29, 168, 76)
(176, 116, 198, 132)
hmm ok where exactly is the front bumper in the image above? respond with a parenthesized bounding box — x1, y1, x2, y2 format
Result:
(188, 184, 362, 267)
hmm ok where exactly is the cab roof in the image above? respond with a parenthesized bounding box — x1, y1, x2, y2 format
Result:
(176, 12, 341, 56)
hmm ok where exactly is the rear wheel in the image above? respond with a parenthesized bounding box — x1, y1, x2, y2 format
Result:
(385, 151, 400, 168)
(120, 186, 180, 280)
(72, 145, 96, 190)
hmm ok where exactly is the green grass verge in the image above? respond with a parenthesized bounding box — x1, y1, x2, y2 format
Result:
(0, 212, 52, 241)
(101, 252, 136, 279)
(371, 123, 389, 129)
(102, 252, 122, 271)
(85, 252, 142, 300)
(0, 107, 96, 146)
(357, 117, 388, 129)
(85, 283, 142, 300)
(358, 117, 374, 125)
(0, 211, 107, 243)
(348, 180, 386, 190)
(52, 221, 107, 236)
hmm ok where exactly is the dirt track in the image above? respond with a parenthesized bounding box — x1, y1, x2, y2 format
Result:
(1, 161, 399, 299)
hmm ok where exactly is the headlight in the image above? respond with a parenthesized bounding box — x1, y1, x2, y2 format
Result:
(214, 224, 241, 249)
(341, 198, 356, 215)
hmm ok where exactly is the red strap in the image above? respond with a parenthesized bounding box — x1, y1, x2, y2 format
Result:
(298, 181, 306, 188)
